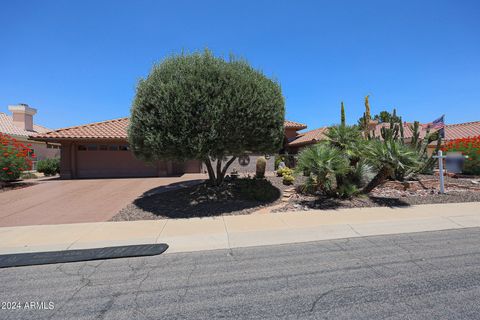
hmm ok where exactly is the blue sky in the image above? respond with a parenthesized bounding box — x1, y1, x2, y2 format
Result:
(1, 0, 479, 131)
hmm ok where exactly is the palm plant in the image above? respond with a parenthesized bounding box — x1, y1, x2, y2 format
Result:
(325, 125, 364, 162)
(362, 140, 420, 193)
(295, 143, 350, 196)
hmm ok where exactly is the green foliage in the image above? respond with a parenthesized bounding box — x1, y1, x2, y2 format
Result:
(295, 143, 350, 196)
(282, 174, 295, 185)
(129, 49, 285, 185)
(325, 125, 364, 160)
(362, 140, 420, 193)
(235, 178, 281, 202)
(36, 158, 60, 176)
(255, 156, 267, 179)
(277, 167, 293, 177)
(340, 102, 346, 126)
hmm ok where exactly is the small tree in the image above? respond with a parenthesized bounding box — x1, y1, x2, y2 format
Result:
(129, 50, 285, 185)
(0, 133, 34, 186)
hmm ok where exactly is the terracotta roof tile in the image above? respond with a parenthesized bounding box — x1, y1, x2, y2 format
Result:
(33, 118, 305, 140)
(444, 121, 480, 141)
(0, 112, 52, 138)
(288, 127, 328, 147)
(33, 117, 129, 139)
(284, 120, 307, 129)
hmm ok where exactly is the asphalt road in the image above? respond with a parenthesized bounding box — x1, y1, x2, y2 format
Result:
(1, 228, 480, 320)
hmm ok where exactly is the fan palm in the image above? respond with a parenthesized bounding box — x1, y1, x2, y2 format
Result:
(362, 140, 420, 193)
(325, 125, 364, 161)
(295, 143, 350, 195)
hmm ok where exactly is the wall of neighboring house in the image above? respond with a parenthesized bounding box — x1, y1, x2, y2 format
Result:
(208, 155, 275, 176)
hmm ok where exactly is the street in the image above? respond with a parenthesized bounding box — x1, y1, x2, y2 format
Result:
(1, 227, 480, 319)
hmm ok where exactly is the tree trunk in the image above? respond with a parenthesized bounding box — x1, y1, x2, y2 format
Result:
(204, 158, 216, 185)
(203, 156, 238, 186)
(362, 166, 392, 194)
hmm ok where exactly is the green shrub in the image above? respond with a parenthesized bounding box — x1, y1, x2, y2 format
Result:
(36, 158, 60, 176)
(282, 174, 294, 185)
(235, 178, 280, 202)
(255, 156, 267, 179)
(276, 167, 293, 177)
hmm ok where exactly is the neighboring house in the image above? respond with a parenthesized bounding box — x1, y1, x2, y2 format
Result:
(0, 104, 60, 169)
(31, 117, 307, 179)
(288, 121, 480, 155)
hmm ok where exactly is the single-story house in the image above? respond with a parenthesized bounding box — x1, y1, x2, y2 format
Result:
(288, 120, 480, 156)
(1, 104, 60, 168)
(31, 117, 307, 179)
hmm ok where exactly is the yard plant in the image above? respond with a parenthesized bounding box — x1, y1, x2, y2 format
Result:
(0, 133, 34, 186)
(129, 50, 285, 186)
(442, 136, 480, 175)
(36, 158, 60, 176)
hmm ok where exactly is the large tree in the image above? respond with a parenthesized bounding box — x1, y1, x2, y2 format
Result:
(128, 50, 285, 185)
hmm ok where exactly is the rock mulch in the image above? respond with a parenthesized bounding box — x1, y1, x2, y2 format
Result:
(112, 173, 480, 221)
(274, 175, 480, 212)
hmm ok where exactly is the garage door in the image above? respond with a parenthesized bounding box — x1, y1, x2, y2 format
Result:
(76, 144, 157, 178)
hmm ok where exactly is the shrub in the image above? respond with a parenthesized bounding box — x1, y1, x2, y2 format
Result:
(36, 158, 60, 176)
(0, 133, 34, 183)
(442, 136, 480, 175)
(282, 174, 294, 185)
(235, 178, 280, 202)
(255, 156, 266, 179)
(295, 143, 350, 196)
(277, 167, 293, 177)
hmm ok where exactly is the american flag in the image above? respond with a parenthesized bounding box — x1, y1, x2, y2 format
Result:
(422, 115, 445, 138)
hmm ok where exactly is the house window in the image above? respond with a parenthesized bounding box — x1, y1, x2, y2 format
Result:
(108, 145, 118, 151)
(99, 145, 108, 151)
(87, 144, 98, 151)
(119, 145, 129, 151)
(78, 145, 87, 151)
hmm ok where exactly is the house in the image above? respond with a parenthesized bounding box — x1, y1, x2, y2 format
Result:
(1, 104, 60, 168)
(31, 117, 307, 179)
(288, 121, 480, 156)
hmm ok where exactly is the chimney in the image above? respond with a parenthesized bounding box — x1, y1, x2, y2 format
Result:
(8, 103, 37, 131)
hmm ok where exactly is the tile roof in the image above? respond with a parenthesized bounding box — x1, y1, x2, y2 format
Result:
(370, 122, 431, 139)
(32, 118, 305, 140)
(284, 120, 307, 129)
(33, 117, 130, 139)
(288, 121, 480, 148)
(0, 112, 52, 138)
(288, 127, 328, 147)
(444, 121, 480, 141)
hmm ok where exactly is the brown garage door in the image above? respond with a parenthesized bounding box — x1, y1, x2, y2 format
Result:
(76, 144, 157, 178)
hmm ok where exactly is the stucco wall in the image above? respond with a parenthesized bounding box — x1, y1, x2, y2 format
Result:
(208, 155, 275, 175)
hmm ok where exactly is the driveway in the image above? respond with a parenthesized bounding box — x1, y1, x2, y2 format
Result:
(0, 174, 205, 227)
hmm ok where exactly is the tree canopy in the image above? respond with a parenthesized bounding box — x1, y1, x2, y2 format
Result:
(128, 50, 285, 185)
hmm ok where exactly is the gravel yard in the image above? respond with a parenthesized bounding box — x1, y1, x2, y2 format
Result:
(112, 174, 480, 221)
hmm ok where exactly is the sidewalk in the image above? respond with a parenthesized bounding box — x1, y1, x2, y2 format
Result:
(1, 202, 479, 255)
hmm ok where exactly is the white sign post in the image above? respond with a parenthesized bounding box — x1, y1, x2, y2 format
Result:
(433, 150, 446, 194)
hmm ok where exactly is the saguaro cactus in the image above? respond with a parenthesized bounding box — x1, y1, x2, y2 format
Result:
(256, 156, 267, 178)
(340, 101, 346, 126)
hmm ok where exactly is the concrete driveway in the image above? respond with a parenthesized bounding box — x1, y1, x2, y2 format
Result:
(0, 174, 205, 227)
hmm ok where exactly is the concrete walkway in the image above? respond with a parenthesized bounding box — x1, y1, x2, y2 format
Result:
(0, 202, 479, 255)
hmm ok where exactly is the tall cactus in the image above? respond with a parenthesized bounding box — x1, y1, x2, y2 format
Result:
(340, 101, 346, 126)
(256, 156, 267, 179)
